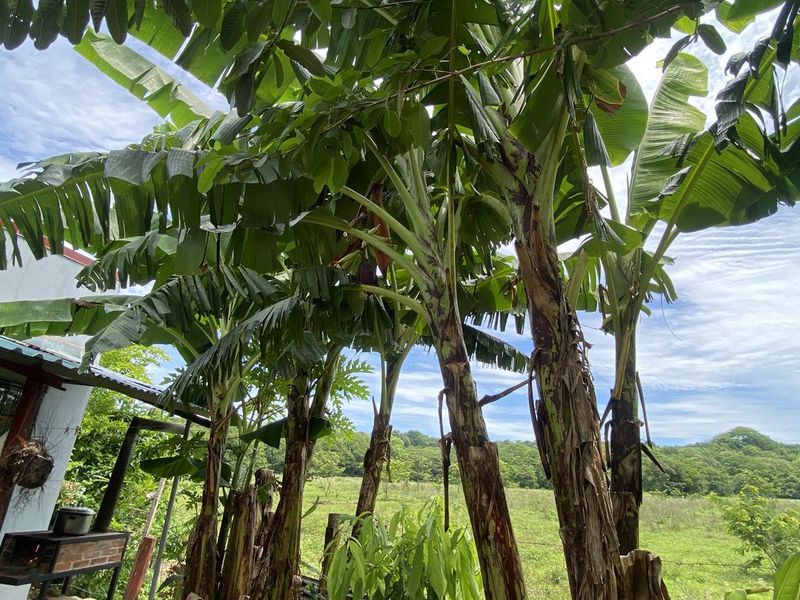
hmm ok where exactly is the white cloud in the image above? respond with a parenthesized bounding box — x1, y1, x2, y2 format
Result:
(342, 207, 800, 444)
(642, 387, 794, 444)
(0, 42, 162, 162)
(566, 209, 800, 445)
(1, 15, 797, 446)
(0, 156, 19, 181)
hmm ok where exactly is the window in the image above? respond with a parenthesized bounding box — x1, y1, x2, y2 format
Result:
(0, 379, 24, 436)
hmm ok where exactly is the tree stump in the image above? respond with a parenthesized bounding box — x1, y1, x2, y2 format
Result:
(620, 549, 671, 600)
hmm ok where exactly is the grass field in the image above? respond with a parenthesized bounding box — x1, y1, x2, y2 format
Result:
(298, 477, 769, 600)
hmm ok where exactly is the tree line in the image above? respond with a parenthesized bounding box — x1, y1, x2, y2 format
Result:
(264, 427, 800, 499)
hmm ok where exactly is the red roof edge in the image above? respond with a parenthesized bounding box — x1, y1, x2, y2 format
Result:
(1, 222, 95, 267)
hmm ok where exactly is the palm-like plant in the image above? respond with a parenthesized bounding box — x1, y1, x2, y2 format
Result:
(0, 257, 372, 598)
(2, 1, 799, 599)
(346, 218, 531, 517)
(580, 6, 800, 552)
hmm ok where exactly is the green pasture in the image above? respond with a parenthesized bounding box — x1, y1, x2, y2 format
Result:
(299, 478, 771, 600)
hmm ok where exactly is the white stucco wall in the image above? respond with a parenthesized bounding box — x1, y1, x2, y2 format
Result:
(0, 241, 95, 598)
(0, 382, 91, 599)
(0, 239, 93, 359)
(0, 237, 88, 304)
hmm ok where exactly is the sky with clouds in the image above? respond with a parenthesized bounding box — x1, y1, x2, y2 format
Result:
(0, 11, 797, 445)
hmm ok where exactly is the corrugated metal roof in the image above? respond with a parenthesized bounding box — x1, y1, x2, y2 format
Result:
(0, 335, 209, 426)
(0, 335, 93, 373)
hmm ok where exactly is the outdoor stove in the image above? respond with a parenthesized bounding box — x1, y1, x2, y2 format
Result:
(0, 530, 129, 600)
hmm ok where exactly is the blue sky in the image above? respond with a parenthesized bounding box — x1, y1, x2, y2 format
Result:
(0, 14, 798, 445)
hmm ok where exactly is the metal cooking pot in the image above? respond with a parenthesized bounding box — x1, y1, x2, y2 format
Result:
(52, 506, 95, 535)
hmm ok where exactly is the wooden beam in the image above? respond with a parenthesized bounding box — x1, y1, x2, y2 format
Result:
(0, 357, 65, 389)
(0, 377, 46, 528)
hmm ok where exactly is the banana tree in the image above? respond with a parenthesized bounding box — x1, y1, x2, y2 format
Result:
(152, 262, 377, 599)
(0, 260, 300, 600)
(216, 349, 372, 600)
(581, 2, 800, 552)
(252, 351, 341, 600)
(323, 144, 528, 599)
(424, 7, 675, 596)
(4, 1, 790, 598)
(350, 292, 419, 519)
(348, 232, 530, 517)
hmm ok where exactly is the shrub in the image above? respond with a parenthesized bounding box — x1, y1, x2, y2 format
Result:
(326, 499, 482, 599)
(721, 485, 800, 570)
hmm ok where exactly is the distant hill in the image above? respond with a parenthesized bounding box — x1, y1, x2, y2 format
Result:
(293, 426, 800, 498)
(642, 427, 800, 498)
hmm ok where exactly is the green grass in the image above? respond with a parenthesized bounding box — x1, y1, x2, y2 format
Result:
(299, 477, 769, 600)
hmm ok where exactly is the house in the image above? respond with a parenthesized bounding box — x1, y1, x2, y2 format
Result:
(0, 241, 184, 599)
(0, 243, 97, 544)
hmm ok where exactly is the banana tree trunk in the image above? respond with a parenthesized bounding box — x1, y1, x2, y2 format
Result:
(185, 403, 230, 598)
(250, 383, 309, 600)
(214, 494, 233, 588)
(492, 106, 627, 597)
(215, 432, 253, 586)
(428, 282, 527, 600)
(355, 356, 402, 517)
(251, 350, 341, 600)
(356, 410, 391, 517)
(503, 130, 624, 597)
(253, 468, 277, 557)
(363, 143, 524, 597)
(515, 230, 624, 600)
(609, 250, 645, 555)
(220, 485, 257, 600)
(611, 330, 641, 555)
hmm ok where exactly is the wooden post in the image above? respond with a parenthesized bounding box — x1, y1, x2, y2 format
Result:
(0, 378, 45, 528)
(123, 535, 157, 600)
(94, 422, 141, 532)
(143, 479, 166, 537)
(94, 418, 183, 532)
(123, 479, 165, 600)
(319, 513, 344, 596)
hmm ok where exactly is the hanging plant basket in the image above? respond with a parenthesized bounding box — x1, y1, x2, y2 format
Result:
(0, 439, 54, 489)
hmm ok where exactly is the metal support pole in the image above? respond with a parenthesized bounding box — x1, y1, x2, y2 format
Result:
(93, 423, 140, 532)
(93, 417, 185, 533)
(106, 566, 122, 600)
(37, 581, 50, 600)
(148, 420, 191, 600)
